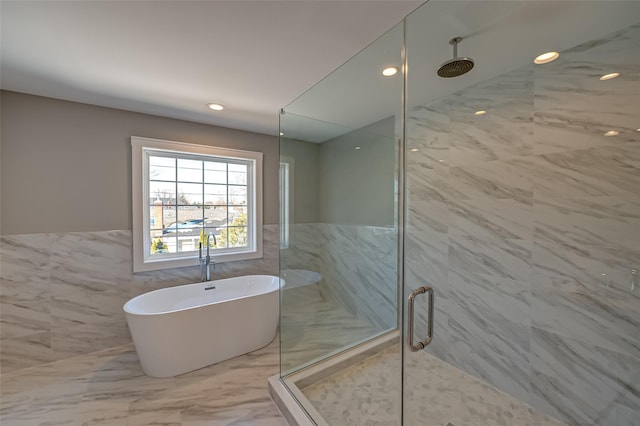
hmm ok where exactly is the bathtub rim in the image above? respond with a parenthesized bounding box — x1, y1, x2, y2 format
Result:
(124, 274, 282, 317)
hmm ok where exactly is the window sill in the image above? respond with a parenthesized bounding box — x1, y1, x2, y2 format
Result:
(133, 250, 263, 273)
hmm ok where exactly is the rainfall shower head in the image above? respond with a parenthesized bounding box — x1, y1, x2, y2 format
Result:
(437, 37, 474, 78)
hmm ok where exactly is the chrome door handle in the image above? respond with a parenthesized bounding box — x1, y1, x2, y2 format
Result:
(407, 286, 434, 352)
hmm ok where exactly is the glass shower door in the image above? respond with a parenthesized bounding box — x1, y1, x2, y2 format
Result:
(403, 1, 640, 425)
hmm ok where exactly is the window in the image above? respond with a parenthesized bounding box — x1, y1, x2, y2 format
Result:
(132, 136, 263, 272)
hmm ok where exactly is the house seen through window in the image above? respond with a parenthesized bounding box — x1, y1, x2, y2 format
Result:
(148, 155, 249, 255)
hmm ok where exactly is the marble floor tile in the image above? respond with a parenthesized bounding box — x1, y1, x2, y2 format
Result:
(302, 346, 402, 426)
(126, 409, 182, 426)
(1, 336, 285, 426)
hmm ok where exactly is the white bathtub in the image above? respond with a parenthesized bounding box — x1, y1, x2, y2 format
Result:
(123, 274, 281, 377)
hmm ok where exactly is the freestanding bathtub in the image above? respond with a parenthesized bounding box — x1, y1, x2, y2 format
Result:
(123, 274, 281, 377)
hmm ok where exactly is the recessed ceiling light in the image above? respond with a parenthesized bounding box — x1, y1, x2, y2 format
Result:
(382, 66, 399, 77)
(207, 103, 224, 111)
(604, 130, 619, 136)
(534, 51, 559, 65)
(600, 72, 620, 81)
(410, 148, 419, 152)
(474, 110, 487, 116)
(355, 146, 361, 150)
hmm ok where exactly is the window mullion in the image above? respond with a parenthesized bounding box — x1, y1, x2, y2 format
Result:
(174, 157, 178, 255)
(226, 164, 230, 248)
(201, 161, 205, 244)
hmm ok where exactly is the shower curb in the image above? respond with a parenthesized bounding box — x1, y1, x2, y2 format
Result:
(269, 330, 400, 425)
(268, 375, 316, 426)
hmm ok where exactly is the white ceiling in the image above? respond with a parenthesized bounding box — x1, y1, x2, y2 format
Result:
(283, 0, 640, 141)
(3, 1, 639, 142)
(0, 0, 423, 137)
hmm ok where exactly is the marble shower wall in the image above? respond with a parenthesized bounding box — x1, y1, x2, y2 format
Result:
(281, 223, 397, 333)
(316, 223, 397, 332)
(0, 225, 279, 374)
(405, 24, 640, 425)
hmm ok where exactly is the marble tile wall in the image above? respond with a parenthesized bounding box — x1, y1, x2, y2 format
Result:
(317, 223, 397, 332)
(405, 24, 640, 426)
(281, 222, 397, 342)
(0, 225, 279, 374)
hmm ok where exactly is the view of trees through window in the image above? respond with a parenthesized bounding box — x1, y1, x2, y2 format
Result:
(148, 155, 249, 255)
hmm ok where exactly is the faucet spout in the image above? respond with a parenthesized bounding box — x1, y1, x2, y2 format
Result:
(199, 232, 216, 282)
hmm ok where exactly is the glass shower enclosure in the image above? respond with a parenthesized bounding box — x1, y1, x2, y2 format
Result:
(278, 1, 640, 425)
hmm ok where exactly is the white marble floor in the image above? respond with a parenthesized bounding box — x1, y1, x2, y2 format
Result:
(1, 336, 287, 426)
(303, 346, 568, 426)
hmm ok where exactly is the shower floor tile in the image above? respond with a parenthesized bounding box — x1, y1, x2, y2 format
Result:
(302, 346, 568, 426)
(0, 336, 286, 426)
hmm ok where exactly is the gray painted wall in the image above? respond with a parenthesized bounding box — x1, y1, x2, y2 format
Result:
(319, 117, 395, 226)
(279, 137, 319, 224)
(0, 91, 279, 235)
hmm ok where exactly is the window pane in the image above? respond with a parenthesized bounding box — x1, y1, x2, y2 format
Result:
(204, 184, 227, 205)
(177, 206, 204, 230)
(177, 235, 201, 253)
(228, 171, 247, 185)
(204, 205, 227, 227)
(149, 228, 163, 239)
(161, 206, 177, 232)
(215, 228, 229, 248)
(149, 181, 176, 204)
(229, 163, 247, 173)
(149, 233, 176, 254)
(204, 162, 227, 184)
(149, 156, 175, 181)
(149, 203, 176, 231)
(229, 186, 247, 205)
(225, 227, 248, 247)
(204, 227, 222, 249)
(177, 159, 203, 183)
(177, 183, 203, 205)
(229, 206, 247, 222)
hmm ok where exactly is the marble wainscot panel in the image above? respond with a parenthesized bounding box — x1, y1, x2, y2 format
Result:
(316, 223, 397, 333)
(280, 223, 322, 273)
(404, 23, 639, 426)
(0, 224, 279, 374)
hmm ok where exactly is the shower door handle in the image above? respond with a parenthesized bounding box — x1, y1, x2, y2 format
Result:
(407, 286, 434, 352)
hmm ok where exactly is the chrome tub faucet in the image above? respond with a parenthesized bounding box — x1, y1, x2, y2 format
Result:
(199, 232, 217, 282)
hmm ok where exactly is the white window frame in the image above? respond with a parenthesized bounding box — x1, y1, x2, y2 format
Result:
(131, 136, 263, 273)
(279, 157, 294, 250)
